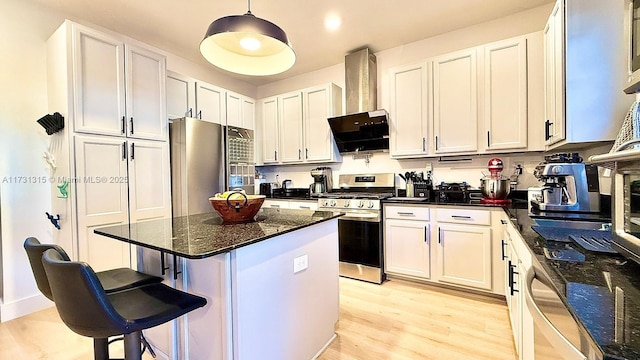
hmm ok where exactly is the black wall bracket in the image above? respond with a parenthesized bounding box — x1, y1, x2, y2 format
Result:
(37, 112, 64, 135)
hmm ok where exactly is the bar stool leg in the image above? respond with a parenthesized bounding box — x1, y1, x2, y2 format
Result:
(123, 331, 142, 360)
(93, 338, 109, 360)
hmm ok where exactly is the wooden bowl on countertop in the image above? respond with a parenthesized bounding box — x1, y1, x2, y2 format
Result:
(209, 192, 266, 223)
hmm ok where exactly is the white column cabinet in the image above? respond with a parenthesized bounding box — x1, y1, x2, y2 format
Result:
(433, 49, 478, 154)
(389, 63, 430, 158)
(261, 97, 280, 164)
(483, 36, 528, 151)
(70, 23, 166, 140)
(195, 81, 226, 124)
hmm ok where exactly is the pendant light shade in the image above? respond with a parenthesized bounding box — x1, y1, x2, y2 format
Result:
(199, 3, 295, 76)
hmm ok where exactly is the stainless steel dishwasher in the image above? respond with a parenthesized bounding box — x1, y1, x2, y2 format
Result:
(524, 261, 603, 360)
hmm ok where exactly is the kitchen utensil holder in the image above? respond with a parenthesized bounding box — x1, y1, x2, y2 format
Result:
(37, 112, 64, 135)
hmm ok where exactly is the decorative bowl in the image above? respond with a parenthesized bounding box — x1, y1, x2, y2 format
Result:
(209, 191, 266, 223)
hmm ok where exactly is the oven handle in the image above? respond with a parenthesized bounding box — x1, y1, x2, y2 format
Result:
(524, 267, 587, 360)
(338, 213, 381, 222)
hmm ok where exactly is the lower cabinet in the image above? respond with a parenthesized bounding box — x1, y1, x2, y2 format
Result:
(263, 199, 318, 210)
(383, 204, 504, 295)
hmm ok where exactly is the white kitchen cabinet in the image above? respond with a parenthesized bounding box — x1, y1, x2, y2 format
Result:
(303, 84, 342, 162)
(260, 83, 342, 165)
(543, 0, 630, 149)
(68, 23, 166, 141)
(483, 36, 528, 151)
(288, 201, 317, 210)
(226, 91, 256, 130)
(433, 48, 478, 154)
(166, 71, 195, 120)
(127, 139, 171, 223)
(261, 97, 279, 164)
(384, 205, 431, 279)
(262, 199, 290, 209)
(195, 81, 226, 124)
(389, 63, 431, 158)
(279, 91, 304, 163)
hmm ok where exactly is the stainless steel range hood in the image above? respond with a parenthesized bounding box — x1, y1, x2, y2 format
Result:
(328, 48, 389, 153)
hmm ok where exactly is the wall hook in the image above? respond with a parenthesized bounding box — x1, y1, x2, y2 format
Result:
(46, 212, 61, 230)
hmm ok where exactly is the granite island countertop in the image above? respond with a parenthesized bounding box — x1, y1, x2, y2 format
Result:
(94, 208, 342, 259)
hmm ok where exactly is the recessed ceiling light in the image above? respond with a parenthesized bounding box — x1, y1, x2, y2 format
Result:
(324, 14, 341, 31)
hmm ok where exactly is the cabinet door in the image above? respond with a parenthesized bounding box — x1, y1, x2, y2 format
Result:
(196, 81, 226, 124)
(384, 219, 431, 279)
(261, 97, 279, 164)
(128, 140, 171, 223)
(436, 224, 492, 290)
(72, 25, 126, 136)
(389, 63, 430, 157)
(288, 201, 317, 210)
(303, 84, 337, 162)
(226, 91, 243, 127)
(484, 37, 528, 150)
(125, 44, 167, 141)
(166, 71, 194, 120)
(543, 1, 565, 146)
(433, 49, 478, 154)
(74, 135, 130, 271)
(279, 91, 304, 163)
(242, 97, 256, 130)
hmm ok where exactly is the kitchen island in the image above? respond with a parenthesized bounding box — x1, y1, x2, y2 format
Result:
(95, 208, 342, 360)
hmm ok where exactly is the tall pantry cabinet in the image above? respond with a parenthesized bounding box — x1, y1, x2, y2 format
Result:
(46, 20, 171, 271)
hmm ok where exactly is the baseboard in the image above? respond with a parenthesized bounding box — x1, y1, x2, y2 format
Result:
(312, 333, 337, 360)
(0, 293, 53, 322)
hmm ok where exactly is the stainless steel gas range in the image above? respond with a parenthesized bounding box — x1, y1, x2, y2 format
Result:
(316, 173, 395, 284)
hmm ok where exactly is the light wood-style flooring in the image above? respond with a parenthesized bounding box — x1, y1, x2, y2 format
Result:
(0, 277, 515, 360)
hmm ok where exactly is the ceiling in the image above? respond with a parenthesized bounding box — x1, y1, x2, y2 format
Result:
(31, 0, 554, 86)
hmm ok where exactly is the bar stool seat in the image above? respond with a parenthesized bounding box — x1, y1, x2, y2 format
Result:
(42, 248, 207, 360)
(24, 237, 163, 299)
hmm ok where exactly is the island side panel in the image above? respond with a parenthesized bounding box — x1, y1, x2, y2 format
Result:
(232, 219, 339, 360)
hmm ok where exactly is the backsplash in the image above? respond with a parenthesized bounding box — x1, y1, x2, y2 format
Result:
(256, 144, 613, 194)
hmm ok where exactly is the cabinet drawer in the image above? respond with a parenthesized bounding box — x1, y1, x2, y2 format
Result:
(436, 208, 490, 225)
(385, 206, 430, 221)
(263, 200, 289, 209)
(289, 201, 317, 210)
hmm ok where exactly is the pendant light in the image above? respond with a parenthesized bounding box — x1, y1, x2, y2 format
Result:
(199, 0, 296, 76)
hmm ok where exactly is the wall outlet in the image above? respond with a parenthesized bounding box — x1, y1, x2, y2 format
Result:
(293, 254, 308, 273)
(425, 162, 433, 172)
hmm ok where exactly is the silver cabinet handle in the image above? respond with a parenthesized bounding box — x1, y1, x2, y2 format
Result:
(451, 215, 472, 220)
(397, 212, 415, 216)
(299, 206, 311, 209)
(524, 268, 587, 360)
(270, 204, 281, 208)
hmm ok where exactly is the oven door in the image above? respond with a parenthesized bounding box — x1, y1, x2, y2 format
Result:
(337, 211, 384, 284)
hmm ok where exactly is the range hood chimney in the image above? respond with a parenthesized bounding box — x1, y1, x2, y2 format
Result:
(328, 48, 389, 153)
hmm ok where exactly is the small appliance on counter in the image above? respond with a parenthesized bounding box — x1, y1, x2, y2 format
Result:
(310, 167, 333, 195)
(480, 158, 511, 205)
(437, 182, 472, 203)
(259, 182, 280, 197)
(530, 152, 600, 212)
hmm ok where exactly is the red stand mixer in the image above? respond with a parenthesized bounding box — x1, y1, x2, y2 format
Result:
(480, 158, 512, 205)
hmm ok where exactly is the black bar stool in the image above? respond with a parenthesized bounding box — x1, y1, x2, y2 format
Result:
(42, 248, 207, 360)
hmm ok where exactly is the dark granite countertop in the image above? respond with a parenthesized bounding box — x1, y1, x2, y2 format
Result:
(94, 208, 342, 259)
(506, 206, 640, 360)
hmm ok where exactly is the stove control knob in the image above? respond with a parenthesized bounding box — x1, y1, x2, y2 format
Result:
(367, 201, 375, 209)
(344, 200, 351, 207)
(356, 200, 364, 208)
(322, 200, 329, 207)
(329, 200, 337, 207)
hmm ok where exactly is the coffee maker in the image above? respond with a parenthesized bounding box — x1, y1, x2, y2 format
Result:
(310, 167, 333, 195)
(530, 153, 600, 212)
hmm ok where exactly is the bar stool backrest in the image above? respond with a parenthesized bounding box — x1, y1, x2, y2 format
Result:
(24, 237, 70, 301)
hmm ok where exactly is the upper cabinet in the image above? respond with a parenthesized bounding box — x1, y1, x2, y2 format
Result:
(389, 63, 430, 157)
(70, 24, 166, 141)
(483, 36, 528, 151)
(543, 0, 631, 149)
(226, 91, 256, 130)
(388, 31, 544, 159)
(195, 81, 226, 125)
(167, 71, 195, 119)
(433, 48, 478, 154)
(260, 83, 342, 165)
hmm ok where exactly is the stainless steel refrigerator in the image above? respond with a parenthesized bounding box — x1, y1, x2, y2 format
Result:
(170, 117, 225, 217)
